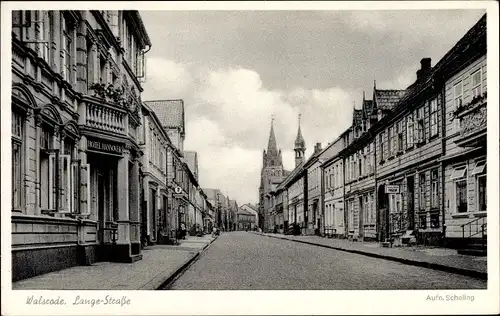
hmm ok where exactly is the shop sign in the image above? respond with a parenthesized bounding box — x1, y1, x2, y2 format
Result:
(385, 185, 400, 194)
(87, 137, 123, 155)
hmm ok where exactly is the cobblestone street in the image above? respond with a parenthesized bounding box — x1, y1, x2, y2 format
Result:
(167, 232, 487, 290)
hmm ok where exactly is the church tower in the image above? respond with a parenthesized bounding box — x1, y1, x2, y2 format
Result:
(294, 114, 306, 167)
(259, 117, 284, 231)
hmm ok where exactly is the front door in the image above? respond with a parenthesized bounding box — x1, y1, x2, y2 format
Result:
(407, 176, 415, 231)
(378, 185, 389, 241)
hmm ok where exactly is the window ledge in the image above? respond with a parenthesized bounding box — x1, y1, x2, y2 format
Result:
(429, 134, 439, 141)
(473, 211, 487, 218)
(406, 146, 414, 153)
(451, 213, 470, 219)
(396, 151, 403, 157)
(387, 156, 395, 161)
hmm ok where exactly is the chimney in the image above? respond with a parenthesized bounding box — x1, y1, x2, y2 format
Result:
(314, 142, 322, 153)
(416, 57, 432, 80)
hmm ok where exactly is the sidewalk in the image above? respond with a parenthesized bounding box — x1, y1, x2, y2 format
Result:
(257, 233, 487, 280)
(12, 235, 216, 290)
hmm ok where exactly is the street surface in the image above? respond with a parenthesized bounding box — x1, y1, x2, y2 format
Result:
(167, 231, 487, 290)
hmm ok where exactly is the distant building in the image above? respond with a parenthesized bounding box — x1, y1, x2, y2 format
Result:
(237, 207, 257, 230)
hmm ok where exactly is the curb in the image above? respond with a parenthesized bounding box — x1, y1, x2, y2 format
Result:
(259, 233, 487, 280)
(155, 236, 218, 290)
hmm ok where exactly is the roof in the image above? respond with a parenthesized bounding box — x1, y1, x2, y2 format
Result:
(362, 99, 375, 117)
(238, 208, 255, 216)
(277, 161, 304, 190)
(144, 99, 185, 135)
(242, 204, 258, 212)
(184, 151, 198, 176)
(374, 89, 406, 111)
(352, 109, 363, 126)
(393, 13, 486, 114)
(294, 124, 306, 149)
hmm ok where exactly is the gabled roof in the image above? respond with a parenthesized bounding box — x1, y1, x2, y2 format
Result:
(144, 99, 185, 135)
(352, 109, 363, 126)
(238, 208, 254, 215)
(277, 161, 304, 190)
(374, 89, 406, 111)
(242, 204, 258, 212)
(362, 99, 375, 118)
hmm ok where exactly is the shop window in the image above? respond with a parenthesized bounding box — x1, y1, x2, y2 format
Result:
(450, 166, 467, 213)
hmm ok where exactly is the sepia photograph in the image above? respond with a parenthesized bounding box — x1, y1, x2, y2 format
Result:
(1, 1, 499, 315)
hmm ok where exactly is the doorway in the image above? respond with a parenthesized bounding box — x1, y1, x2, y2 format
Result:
(378, 185, 389, 241)
(407, 176, 415, 231)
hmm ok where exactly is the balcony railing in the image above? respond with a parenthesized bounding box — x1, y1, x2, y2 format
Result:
(83, 101, 126, 134)
(454, 93, 487, 148)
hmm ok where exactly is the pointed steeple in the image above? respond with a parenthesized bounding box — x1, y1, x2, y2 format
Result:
(294, 114, 306, 167)
(267, 115, 278, 155)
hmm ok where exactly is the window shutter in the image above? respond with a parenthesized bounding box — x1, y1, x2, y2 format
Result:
(59, 155, 71, 212)
(48, 153, 56, 210)
(80, 164, 91, 215)
(71, 162, 80, 213)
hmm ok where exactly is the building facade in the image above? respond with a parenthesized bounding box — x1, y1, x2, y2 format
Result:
(11, 10, 151, 281)
(321, 135, 346, 238)
(140, 104, 170, 245)
(440, 15, 487, 251)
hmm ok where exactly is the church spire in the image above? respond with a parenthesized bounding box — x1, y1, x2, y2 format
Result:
(267, 115, 278, 155)
(294, 114, 306, 167)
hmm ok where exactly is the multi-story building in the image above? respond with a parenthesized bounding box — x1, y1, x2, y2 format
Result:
(303, 143, 323, 235)
(11, 10, 151, 281)
(439, 14, 486, 251)
(144, 99, 187, 238)
(320, 134, 346, 238)
(140, 103, 170, 245)
(240, 204, 259, 228)
(237, 208, 257, 230)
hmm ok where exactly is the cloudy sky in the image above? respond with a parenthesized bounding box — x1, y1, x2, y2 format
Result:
(139, 9, 485, 205)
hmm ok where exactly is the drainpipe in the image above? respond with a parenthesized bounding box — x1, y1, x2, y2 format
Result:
(439, 82, 447, 247)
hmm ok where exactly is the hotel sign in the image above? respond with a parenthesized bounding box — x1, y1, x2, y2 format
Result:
(385, 185, 400, 194)
(87, 138, 123, 155)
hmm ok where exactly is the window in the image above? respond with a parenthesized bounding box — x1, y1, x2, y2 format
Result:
(430, 212, 440, 228)
(407, 113, 414, 148)
(471, 69, 482, 98)
(472, 161, 486, 212)
(397, 120, 404, 152)
(358, 153, 362, 178)
(431, 169, 439, 208)
(419, 173, 426, 211)
(379, 132, 384, 161)
(430, 98, 438, 137)
(419, 214, 427, 229)
(12, 11, 50, 62)
(61, 14, 74, 83)
(387, 127, 392, 156)
(453, 81, 463, 130)
(451, 166, 467, 213)
(12, 111, 24, 210)
(415, 107, 425, 143)
(40, 126, 56, 210)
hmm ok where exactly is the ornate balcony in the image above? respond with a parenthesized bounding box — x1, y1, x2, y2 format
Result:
(80, 98, 127, 136)
(454, 93, 487, 148)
